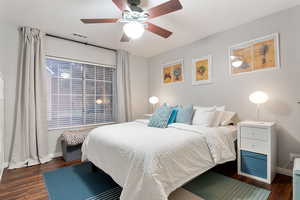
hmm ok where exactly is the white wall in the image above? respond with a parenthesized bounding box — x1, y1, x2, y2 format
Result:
(3, 6, 298, 171)
(148, 6, 300, 169)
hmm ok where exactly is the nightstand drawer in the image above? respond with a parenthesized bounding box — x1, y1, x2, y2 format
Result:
(240, 138, 268, 154)
(241, 150, 267, 179)
(241, 127, 268, 141)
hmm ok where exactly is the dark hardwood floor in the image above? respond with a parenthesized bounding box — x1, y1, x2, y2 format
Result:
(0, 158, 292, 200)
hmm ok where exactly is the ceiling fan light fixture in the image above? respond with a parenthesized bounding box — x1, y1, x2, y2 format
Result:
(123, 22, 145, 39)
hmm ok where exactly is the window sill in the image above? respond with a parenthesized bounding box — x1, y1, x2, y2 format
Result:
(48, 122, 117, 132)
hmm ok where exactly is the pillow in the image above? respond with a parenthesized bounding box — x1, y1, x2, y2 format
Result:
(148, 104, 172, 128)
(211, 106, 226, 127)
(194, 105, 225, 111)
(192, 107, 217, 127)
(168, 108, 178, 125)
(194, 106, 216, 112)
(220, 111, 236, 126)
(194, 106, 224, 127)
(175, 104, 194, 124)
(211, 110, 224, 127)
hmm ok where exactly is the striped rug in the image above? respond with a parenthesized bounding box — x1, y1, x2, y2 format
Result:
(43, 162, 270, 200)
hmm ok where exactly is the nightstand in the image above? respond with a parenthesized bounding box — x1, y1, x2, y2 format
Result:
(237, 121, 277, 184)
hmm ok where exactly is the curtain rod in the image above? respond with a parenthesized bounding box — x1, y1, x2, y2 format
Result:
(45, 33, 117, 52)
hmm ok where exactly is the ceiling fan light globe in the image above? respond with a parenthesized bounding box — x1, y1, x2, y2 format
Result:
(123, 22, 145, 39)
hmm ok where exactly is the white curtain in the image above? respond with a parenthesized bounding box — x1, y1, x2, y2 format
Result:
(116, 50, 132, 123)
(8, 27, 50, 169)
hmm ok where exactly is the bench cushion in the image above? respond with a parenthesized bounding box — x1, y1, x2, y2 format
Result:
(62, 128, 92, 146)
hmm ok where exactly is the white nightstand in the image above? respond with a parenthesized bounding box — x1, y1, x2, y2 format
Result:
(237, 121, 277, 184)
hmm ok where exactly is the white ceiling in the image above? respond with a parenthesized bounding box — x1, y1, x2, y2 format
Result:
(1, 0, 299, 57)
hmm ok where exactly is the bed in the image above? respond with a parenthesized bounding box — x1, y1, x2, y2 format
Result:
(82, 119, 237, 200)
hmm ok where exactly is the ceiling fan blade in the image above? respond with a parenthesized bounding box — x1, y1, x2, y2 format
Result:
(145, 22, 172, 38)
(112, 0, 126, 11)
(147, 0, 183, 19)
(81, 18, 119, 24)
(121, 33, 130, 42)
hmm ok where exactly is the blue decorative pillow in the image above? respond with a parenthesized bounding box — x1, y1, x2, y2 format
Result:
(148, 104, 172, 128)
(168, 107, 178, 125)
(175, 104, 194, 124)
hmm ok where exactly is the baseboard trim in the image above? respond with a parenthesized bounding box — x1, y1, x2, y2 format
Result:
(276, 167, 293, 177)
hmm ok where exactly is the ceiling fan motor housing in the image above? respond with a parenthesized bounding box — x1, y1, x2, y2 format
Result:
(127, 0, 143, 12)
(127, 0, 141, 6)
(81, 0, 183, 41)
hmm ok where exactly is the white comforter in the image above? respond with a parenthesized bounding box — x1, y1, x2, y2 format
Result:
(82, 120, 236, 200)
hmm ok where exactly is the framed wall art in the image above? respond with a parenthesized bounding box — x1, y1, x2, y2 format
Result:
(162, 59, 184, 84)
(229, 33, 280, 76)
(192, 55, 212, 85)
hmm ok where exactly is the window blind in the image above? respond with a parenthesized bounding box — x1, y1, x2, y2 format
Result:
(46, 57, 115, 130)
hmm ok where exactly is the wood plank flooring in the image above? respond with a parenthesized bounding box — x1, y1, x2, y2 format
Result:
(0, 158, 292, 200)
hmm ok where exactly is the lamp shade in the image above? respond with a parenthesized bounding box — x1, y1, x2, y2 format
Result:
(249, 91, 269, 104)
(149, 96, 159, 105)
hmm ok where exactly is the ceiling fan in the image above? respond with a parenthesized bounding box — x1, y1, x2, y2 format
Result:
(80, 0, 183, 42)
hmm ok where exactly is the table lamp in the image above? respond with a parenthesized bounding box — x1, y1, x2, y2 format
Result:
(149, 96, 159, 113)
(249, 91, 269, 121)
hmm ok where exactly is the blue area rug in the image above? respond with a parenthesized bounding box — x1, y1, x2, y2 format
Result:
(184, 171, 271, 200)
(43, 162, 270, 200)
(43, 162, 121, 200)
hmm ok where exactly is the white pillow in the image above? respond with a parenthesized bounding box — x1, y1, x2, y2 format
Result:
(192, 107, 217, 127)
(195, 106, 225, 127)
(195, 105, 225, 111)
(211, 111, 223, 127)
(219, 111, 236, 126)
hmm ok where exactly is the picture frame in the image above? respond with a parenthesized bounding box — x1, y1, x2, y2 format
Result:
(192, 55, 212, 85)
(229, 33, 280, 76)
(162, 59, 184, 85)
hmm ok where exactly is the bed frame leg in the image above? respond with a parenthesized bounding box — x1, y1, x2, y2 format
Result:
(92, 163, 98, 172)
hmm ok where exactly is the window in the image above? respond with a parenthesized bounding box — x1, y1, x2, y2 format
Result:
(46, 57, 115, 130)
